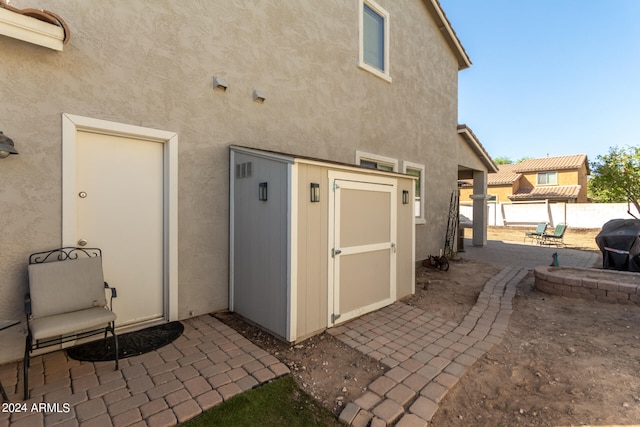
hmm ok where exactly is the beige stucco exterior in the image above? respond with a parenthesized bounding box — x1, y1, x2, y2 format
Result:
(518, 168, 589, 202)
(461, 183, 517, 204)
(0, 0, 472, 363)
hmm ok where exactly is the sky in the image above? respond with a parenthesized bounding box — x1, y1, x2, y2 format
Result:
(438, 0, 640, 165)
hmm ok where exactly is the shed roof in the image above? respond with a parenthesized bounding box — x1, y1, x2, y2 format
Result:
(229, 145, 417, 180)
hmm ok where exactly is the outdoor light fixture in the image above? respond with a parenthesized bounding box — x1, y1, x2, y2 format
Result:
(259, 182, 268, 201)
(253, 90, 266, 103)
(0, 131, 18, 158)
(402, 190, 409, 204)
(213, 76, 228, 91)
(310, 183, 320, 202)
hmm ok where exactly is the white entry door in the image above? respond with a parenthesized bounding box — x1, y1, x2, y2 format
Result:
(329, 173, 397, 326)
(62, 126, 167, 328)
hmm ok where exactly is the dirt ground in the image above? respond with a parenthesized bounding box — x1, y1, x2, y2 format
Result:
(471, 225, 602, 251)
(218, 227, 640, 425)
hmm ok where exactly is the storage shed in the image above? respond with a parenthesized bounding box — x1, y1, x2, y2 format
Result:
(229, 146, 416, 342)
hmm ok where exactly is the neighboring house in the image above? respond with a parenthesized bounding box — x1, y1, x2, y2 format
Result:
(0, 0, 493, 361)
(460, 154, 590, 204)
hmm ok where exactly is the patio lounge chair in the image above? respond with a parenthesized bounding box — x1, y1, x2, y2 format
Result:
(24, 247, 118, 399)
(539, 223, 568, 247)
(524, 223, 548, 244)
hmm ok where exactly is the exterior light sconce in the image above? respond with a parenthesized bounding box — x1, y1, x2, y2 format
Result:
(258, 182, 268, 201)
(310, 183, 320, 202)
(213, 76, 228, 91)
(0, 131, 18, 158)
(402, 190, 410, 205)
(253, 90, 266, 103)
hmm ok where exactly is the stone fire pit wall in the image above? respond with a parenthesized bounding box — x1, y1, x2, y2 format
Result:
(534, 266, 640, 305)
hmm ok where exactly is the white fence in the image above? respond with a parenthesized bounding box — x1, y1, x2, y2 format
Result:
(460, 201, 637, 229)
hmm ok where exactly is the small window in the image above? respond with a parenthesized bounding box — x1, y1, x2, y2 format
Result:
(361, 159, 394, 172)
(537, 172, 558, 185)
(403, 161, 425, 223)
(356, 151, 398, 172)
(359, 0, 391, 82)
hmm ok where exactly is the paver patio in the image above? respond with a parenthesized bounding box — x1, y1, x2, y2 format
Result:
(0, 240, 599, 426)
(0, 315, 289, 427)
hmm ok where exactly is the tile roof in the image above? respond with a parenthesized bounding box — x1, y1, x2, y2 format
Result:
(508, 185, 582, 201)
(488, 164, 521, 185)
(514, 154, 588, 173)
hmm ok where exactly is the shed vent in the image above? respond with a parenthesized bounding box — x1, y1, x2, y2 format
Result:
(235, 162, 253, 179)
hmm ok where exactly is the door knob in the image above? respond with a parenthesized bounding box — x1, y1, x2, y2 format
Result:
(78, 239, 88, 246)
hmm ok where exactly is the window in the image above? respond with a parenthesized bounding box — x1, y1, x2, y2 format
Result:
(361, 159, 394, 172)
(359, 0, 391, 82)
(403, 161, 425, 223)
(356, 151, 398, 172)
(537, 172, 558, 185)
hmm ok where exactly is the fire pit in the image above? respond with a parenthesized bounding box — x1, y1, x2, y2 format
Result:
(534, 266, 640, 305)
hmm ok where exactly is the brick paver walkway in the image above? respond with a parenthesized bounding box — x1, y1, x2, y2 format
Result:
(334, 240, 600, 426)
(0, 315, 289, 427)
(332, 266, 527, 426)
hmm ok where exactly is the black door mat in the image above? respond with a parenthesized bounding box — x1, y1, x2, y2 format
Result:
(67, 321, 184, 362)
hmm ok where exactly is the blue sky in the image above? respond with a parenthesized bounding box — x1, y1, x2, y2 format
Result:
(438, 0, 640, 165)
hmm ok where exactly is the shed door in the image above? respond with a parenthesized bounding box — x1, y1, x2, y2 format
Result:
(329, 175, 397, 326)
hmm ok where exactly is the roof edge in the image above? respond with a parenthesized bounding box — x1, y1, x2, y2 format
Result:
(457, 124, 499, 173)
(229, 145, 417, 180)
(424, 0, 471, 70)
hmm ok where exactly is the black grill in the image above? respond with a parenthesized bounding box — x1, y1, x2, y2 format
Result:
(595, 219, 640, 272)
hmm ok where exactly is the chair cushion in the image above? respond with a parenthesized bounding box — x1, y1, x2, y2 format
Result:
(29, 306, 116, 341)
(28, 257, 107, 319)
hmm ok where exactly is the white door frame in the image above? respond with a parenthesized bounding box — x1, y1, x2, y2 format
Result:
(327, 171, 397, 327)
(61, 113, 179, 322)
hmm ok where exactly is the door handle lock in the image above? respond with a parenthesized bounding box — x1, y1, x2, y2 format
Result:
(78, 239, 88, 247)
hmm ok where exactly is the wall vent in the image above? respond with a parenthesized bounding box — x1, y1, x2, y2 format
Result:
(235, 162, 253, 179)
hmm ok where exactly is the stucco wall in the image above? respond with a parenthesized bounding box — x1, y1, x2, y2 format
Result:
(460, 184, 512, 204)
(0, 0, 460, 363)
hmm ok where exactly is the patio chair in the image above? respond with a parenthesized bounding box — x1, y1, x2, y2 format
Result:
(539, 223, 568, 247)
(24, 247, 118, 399)
(524, 223, 548, 244)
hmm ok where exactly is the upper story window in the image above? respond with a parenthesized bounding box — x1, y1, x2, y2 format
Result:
(537, 171, 558, 185)
(359, 0, 391, 82)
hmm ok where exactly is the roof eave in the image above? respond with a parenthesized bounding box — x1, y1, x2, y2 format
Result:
(457, 125, 499, 173)
(424, 0, 472, 70)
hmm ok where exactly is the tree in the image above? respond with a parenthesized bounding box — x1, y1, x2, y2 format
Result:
(589, 146, 640, 218)
(493, 156, 513, 165)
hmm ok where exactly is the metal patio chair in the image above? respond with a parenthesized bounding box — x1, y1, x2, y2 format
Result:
(539, 223, 568, 247)
(524, 223, 548, 244)
(24, 247, 118, 399)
